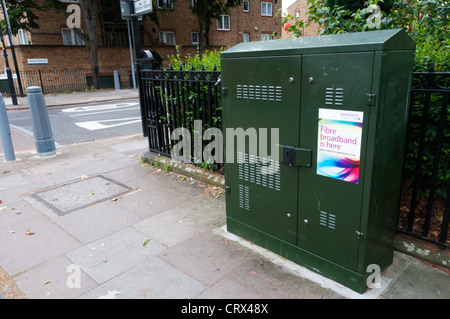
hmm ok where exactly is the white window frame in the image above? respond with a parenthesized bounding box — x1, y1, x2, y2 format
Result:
(217, 15, 230, 31)
(243, 33, 250, 42)
(296, 9, 300, 18)
(261, 33, 273, 41)
(159, 31, 176, 45)
(18, 29, 28, 45)
(62, 28, 84, 45)
(243, 0, 249, 12)
(157, 0, 173, 9)
(261, 2, 272, 16)
(191, 32, 199, 45)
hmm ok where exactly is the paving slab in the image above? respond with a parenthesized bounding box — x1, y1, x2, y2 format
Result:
(196, 276, 264, 299)
(112, 185, 203, 219)
(0, 213, 81, 276)
(66, 227, 166, 284)
(382, 258, 450, 299)
(52, 200, 142, 244)
(14, 255, 98, 299)
(0, 174, 31, 191)
(134, 195, 225, 247)
(0, 199, 43, 229)
(227, 257, 330, 299)
(159, 230, 254, 287)
(78, 256, 205, 299)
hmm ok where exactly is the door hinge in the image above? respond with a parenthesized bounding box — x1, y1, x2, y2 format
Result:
(355, 231, 365, 242)
(225, 185, 231, 194)
(222, 87, 228, 97)
(366, 93, 376, 107)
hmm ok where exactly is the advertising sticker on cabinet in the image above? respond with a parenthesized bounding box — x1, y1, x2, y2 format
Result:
(317, 108, 364, 184)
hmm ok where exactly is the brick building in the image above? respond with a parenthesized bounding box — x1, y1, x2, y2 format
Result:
(0, 0, 282, 72)
(282, 0, 320, 38)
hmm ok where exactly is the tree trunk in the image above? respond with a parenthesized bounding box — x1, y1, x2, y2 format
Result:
(80, 0, 100, 89)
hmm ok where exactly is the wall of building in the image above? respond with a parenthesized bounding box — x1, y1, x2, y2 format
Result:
(282, 0, 320, 38)
(0, 0, 282, 73)
(143, 0, 282, 48)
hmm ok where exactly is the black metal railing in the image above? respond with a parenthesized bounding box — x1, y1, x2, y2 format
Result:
(139, 66, 222, 172)
(0, 66, 134, 96)
(397, 65, 450, 249)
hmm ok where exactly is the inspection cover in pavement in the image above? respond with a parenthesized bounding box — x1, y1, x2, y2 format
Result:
(31, 175, 132, 216)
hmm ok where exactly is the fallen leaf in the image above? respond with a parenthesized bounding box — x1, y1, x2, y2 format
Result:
(43, 280, 51, 285)
(0, 206, 7, 212)
(26, 230, 35, 235)
(142, 238, 151, 247)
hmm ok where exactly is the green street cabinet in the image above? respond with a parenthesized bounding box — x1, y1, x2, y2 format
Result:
(221, 29, 415, 293)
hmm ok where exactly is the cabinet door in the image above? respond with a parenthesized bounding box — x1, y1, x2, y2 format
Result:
(223, 56, 301, 244)
(297, 53, 374, 270)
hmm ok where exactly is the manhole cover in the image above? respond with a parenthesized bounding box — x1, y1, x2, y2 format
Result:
(31, 175, 132, 216)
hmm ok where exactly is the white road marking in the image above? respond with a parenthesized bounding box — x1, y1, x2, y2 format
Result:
(75, 117, 142, 131)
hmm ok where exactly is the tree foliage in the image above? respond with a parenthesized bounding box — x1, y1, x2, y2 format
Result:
(325, 0, 394, 13)
(1, 0, 41, 35)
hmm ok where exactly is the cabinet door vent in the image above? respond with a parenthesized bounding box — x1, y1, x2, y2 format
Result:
(325, 87, 344, 106)
(239, 184, 250, 211)
(238, 152, 281, 191)
(237, 84, 282, 102)
(319, 211, 336, 230)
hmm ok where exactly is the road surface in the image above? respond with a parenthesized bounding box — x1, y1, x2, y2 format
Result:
(6, 99, 143, 149)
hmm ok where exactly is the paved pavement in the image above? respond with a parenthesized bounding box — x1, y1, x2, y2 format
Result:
(0, 89, 450, 303)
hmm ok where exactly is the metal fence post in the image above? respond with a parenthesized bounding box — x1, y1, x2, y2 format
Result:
(27, 86, 56, 157)
(114, 70, 120, 90)
(0, 92, 15, 161)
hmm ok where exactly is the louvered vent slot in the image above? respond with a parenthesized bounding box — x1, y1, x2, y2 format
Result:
(237, 84, 282, 102)
(239, 184, 250, 211)
(325, 87, 344, 106)
(319, 211, 336, 230)
(238, 152, 281, 191)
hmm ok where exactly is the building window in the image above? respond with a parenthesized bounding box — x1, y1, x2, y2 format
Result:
(243, 0, 249, 12)
(243, 33, 250, 42)
(159, 31, 175, 45)
(296, 9, 300, 18)
(217, 15, 230, 30)
(157, 0, 173, 9)
(191, 32, 199, 45)
(261, 2, 272, 16)
(62, 28, 84, 45)
(18, 29, 28, 45)
(261, 33, 273, 41)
